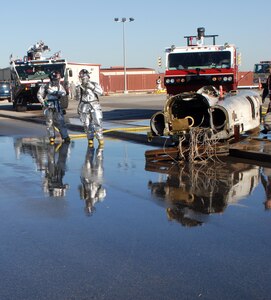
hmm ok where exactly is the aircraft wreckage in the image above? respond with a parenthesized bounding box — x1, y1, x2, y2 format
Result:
(147, 86, 262, 161)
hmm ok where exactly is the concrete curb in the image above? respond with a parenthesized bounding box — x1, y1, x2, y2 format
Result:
(229, 148, 271, 164)
(0, 112, 170, 147)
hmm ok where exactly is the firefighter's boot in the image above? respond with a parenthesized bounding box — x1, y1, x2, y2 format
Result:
(98, 139, 104, 148)
(88, 139, 94, 147)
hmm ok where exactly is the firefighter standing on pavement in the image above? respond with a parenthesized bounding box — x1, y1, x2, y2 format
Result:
(262, 67, 271, 134)
(37, 71, 70, 144)
(76, 69, 104, 147)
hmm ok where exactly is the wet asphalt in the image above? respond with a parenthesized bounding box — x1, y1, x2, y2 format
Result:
(0, 95, 271, 299)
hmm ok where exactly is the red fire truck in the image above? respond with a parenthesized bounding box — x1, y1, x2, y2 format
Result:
(164, 28, 239, 96)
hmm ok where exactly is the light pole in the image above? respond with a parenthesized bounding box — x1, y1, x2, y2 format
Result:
(114, 17, 134, 94)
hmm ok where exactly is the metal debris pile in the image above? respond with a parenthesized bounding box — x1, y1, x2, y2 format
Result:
(145, 127, 230, 165)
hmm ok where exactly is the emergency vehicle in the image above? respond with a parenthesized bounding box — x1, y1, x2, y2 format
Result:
(253, 61, 271, 87)
(10, 41, 72, 111)
(164, 28, 239, 95)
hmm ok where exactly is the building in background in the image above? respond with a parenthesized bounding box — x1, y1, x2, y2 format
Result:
(0, 65, 257, 95)
(100, 67, 256, 94)
(100, 66, 163, 94)
(237, 71, 255, 88)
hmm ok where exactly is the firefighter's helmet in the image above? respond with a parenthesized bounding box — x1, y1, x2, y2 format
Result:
(49, 71, 61, 81)
(79, 69, 90, 79)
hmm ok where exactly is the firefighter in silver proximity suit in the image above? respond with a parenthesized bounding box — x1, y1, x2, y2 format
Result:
(37, 71, 70, 144)
(79, 146, 106, 215)
(76, 69, 104, 147)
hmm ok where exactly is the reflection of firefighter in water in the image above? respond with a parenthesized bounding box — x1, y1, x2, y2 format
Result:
(260, 168, 271, 210)
(79, 146, 106, 216)
(43, 142, 70, 197)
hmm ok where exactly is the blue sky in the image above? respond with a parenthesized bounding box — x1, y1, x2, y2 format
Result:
(1, 0, 270, 71)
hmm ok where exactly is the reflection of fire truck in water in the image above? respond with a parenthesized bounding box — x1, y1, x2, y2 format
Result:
(164, 27, 239, 95)
(10, 41, 72, 112)
(253, 61, 271, 88)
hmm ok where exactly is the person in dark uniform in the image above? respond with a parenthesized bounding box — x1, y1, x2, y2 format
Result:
(264, 67, 271, 112)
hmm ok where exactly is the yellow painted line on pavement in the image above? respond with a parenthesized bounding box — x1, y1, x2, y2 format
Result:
(69, 126, 150, 139)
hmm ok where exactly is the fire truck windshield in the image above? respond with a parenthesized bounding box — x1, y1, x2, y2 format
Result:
(168, 51, 231, 70)
(15, 64, 65, 80)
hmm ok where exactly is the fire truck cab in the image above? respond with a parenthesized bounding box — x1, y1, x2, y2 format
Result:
(10, 41, 72, 112)
(164, 28, 238, 96)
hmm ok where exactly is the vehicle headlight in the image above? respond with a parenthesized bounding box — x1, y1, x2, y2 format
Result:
(223, 76, 228, 81)
(227, 76, 232, 81)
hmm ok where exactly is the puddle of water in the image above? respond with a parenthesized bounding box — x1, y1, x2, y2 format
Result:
(1, 135, 271, 299)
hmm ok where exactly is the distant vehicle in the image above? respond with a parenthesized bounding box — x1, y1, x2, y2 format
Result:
(10, 41, 73, 112)
(0, 67, 11, 81)
(164, 28, 240, 96)
(253, 61, 271, 88)
(0, 81, 11, 101)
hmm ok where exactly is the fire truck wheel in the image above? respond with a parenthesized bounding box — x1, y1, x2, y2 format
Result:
(15, 105, 27, 112)
(13, 101, 27, 112)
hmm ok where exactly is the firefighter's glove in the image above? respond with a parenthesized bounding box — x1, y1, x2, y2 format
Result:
(43, 100, 49, 107)
(88, 82, 95, 90)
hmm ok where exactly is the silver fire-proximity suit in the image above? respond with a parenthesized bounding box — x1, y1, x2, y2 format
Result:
(76, 70, 104, 145)
(37, 72, 70, 143)
(79, 146, 106, 215)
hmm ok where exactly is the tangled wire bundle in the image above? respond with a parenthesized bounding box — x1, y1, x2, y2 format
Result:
(178, 127, 225, 163)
